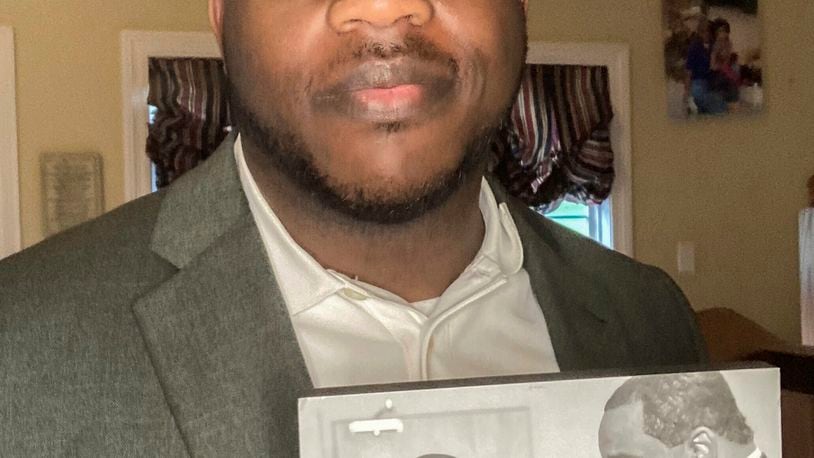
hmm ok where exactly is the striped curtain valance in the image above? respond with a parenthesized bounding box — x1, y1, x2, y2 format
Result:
(147, 58, 231, 189)
(494, 64, 615, 211)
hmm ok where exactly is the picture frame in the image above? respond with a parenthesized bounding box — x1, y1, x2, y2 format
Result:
(662, 0, 764, 119)
(41, 152, 104, 237)
(299, 363, 780, 457)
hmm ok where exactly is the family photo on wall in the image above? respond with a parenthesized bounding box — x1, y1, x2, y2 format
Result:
(663, 0, 764, 119)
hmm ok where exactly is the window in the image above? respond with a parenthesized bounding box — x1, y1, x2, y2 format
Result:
(525, 42, 633, 256)
(121, 31, 221, 201)
(148, 104, 159, 193)
(544, 200, 613, 249)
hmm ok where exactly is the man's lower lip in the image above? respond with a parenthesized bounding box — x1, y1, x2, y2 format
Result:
(351, 84, 425, 115)
(313, 82, 450, 123)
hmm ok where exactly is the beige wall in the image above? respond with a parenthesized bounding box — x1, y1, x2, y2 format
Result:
(529, 0, 814, 343)
(2, 1, 812, 342)
(0, 0, 210, 245)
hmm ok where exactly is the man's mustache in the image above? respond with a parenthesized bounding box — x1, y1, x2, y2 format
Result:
(318, 58, 455, 96)
(345, 34, 459, 72)
(311, 34, 460, 98)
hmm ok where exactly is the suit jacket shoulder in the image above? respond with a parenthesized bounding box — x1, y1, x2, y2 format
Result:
(0, 138, 305, 456)
(0, 190, 187, 456)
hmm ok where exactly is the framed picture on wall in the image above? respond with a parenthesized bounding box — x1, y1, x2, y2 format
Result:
(662, 0, 764, 120)
(41, 152, 104, 238)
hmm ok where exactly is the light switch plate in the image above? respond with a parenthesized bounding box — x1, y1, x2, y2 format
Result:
(677, 241, 696, 274)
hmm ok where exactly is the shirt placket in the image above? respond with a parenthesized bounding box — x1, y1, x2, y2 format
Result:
(419, 264, 508, 380)
(350, 291, 429, 381)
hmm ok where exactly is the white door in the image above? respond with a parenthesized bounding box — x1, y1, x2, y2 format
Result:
(0, 26, 21, 259)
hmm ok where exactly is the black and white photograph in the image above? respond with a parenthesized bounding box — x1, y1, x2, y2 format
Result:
(662, 0, 764, 119)
(599, 372, 769, 457)
(333, 407, 532, 458)
(298, 366, 781, 457)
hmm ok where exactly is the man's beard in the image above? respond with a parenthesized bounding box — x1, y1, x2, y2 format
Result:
(229, 80, 501, 226)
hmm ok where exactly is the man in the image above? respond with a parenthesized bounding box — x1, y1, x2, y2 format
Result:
(0, 0, 706, 455)
(599, 373, 764, 458)
(685, 12, 728, 115)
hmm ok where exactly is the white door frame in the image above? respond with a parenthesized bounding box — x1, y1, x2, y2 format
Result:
(0, 26, 21, 259)
(802, 209, 814, 346)
(121, 31, 221, 203)
(527, 42, 634, 257)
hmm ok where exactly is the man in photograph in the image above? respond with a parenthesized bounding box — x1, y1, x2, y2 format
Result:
(598, 372, 764, 458)
(1, 0, 706, 455)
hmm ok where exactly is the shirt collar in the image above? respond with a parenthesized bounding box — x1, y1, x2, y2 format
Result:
(235, 135, 345, 314)
(234, 134, 525, 315)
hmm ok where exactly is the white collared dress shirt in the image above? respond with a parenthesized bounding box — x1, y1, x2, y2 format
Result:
(235, 135, 559, 388)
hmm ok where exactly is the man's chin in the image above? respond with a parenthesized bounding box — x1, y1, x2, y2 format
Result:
(309, 174, 469, 226)
(231, 82, 496, 225)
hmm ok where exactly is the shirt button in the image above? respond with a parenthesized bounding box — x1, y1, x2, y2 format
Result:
(341, 288, 368, 301)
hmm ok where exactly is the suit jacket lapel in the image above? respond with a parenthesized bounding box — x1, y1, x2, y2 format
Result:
(490, 179, 631, 372)
(133, 136, 311, 456)
(516, 219, 626, 371)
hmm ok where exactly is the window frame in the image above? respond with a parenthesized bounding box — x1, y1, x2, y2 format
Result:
(121, 31, 221, 203)
(526, 42, 634, 257)
(545, 199, 613, 249)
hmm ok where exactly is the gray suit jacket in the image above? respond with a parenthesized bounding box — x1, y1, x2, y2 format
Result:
(0, 135, 707, 456)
